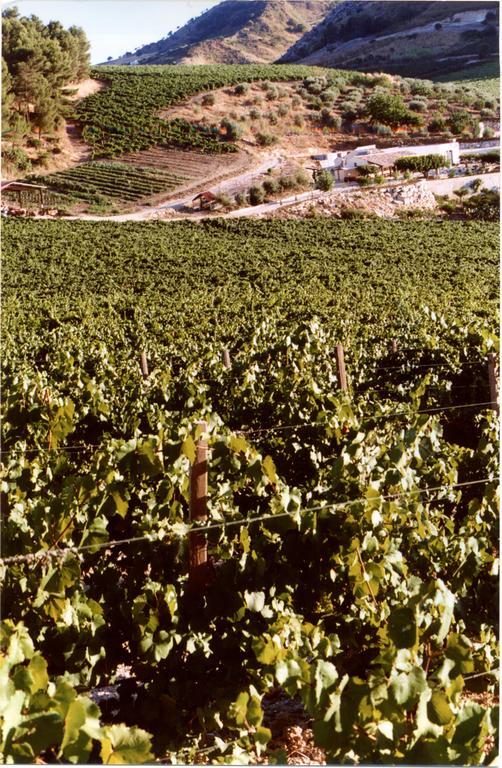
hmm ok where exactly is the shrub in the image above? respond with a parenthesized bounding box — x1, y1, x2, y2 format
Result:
(357, 176, 373, 187)
(484, 126, 495, 138)
(464, 189, 499, 220)
(320, 90, 337, 105)
(267, 111, 278, 125)
(374, 173, 385, 185)
(409, 100, 428, 112)
(367, 92, 412, 126)
(472, 150, 499, 163)
(220, 118, 243, 141)
(340, 206, 377, 219)
(303, 76, 327, 94)
(263, 178, 280, 195)
(3, 147, 32, 171)
(375, 123, 392, 136)
(308, 97, 323, 110)
(215, 193, 232, 209)
(293, 114, 304, 127)
(480, 108, 497, 119)
(26, 136, 42, 149)
(339, 101, 358, 119)
(320, 107, 336, 127)
(409, 79, 434, 97)
(292, 95, 301, 107)
(202, 93, 215, 107)
(256, 131, 277, 146)
(295, 169, 310, 186)
(277, 104, 289, 117)
(428, 117, 446, 132)
(265, 88, 278, 101)
(249, 108, 261, 120)
(316, 170, 333, 191)
(234, 191, 247, 206)
(248, 184, 265, 205)
(35, 151, 51, 167)
(449, 110, 472, 134)
(234, 83, 249, 96)
(279, 175, 296, 190)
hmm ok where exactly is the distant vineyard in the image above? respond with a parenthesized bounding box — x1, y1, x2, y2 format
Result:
(29, 161, 189, 205)
(435, 60, 500, 99)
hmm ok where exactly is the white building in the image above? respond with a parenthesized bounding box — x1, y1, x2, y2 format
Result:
(316, 141, 460, 181)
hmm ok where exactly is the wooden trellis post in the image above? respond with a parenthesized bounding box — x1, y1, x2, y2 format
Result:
(140, 351, 149, 379)
(390, 339, 398, 354)
(189, 420, 208, 588)
(222, 348, 231, 369)
(487, 353, 499, 412)
(335, 343, 347, 392)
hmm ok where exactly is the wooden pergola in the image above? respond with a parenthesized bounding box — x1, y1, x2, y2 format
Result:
(1, 180, 48, 206)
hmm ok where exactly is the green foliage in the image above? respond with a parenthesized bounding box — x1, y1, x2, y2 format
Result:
(449, 110, 473, 135)
(2, 146, 31, 172)
(0, 620, 153, 764)
(28, 161, 187, 206)
(256, 131, 277, 146)
(428, 117, 447, 132)
(395, 154, 448, 178)
(2, 218, 499, 763)
(234, 82, 249, 96)
(316, 170, 333, 191)
(201, 92, 215, 106)
(248, 184, 265, 205)
(367, 91, 414, 127)
(220, 117, 243, 141)
(2, 8, 89, 142)
(464, 189, 500, 221)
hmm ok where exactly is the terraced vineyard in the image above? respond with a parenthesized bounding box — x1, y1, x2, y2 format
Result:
(29, 161, 189, 206)
(75, 64, 339, 158)
(120, 146, 239, 177)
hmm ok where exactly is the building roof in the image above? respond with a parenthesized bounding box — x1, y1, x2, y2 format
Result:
(362, 151, 410, 168)
(192, 191, 217, 201)
(1, 180, 48, 191)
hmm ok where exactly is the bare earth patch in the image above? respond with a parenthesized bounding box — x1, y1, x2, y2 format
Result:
(65, 77, 105, 101)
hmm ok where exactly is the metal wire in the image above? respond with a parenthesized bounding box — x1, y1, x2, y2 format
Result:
(1, 399, 496, 457)
(0, 477, 493, 568)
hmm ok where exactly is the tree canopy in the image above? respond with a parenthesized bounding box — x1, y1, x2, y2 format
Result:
(367, 91, 419, 127)
(2, 6, 90, 144)
(395, 154, 449, 178)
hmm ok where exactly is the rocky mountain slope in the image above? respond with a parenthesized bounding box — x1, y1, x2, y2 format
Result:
(103, 1, 333, 66)
(279, 0, 499, 78)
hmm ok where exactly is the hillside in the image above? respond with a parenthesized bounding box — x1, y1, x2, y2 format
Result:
(5, 63, 497, 216)
(279, 1, 499, 78)
(103, 0, 333, 66)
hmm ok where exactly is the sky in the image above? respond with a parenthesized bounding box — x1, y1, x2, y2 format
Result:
(3, 0, 221, 63)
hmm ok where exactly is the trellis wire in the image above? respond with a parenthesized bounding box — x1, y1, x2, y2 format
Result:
(0, 399, 497, 457)
(0, 477, 493, 568)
